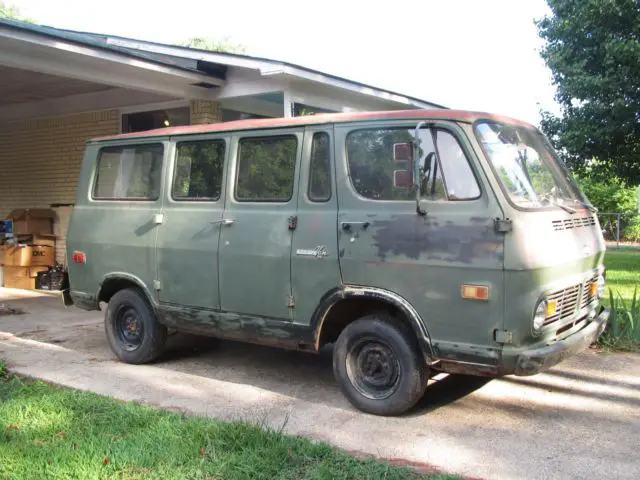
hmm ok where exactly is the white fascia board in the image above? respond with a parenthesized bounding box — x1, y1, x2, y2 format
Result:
(273, 66, 441, 110)
(212, 76, 287, 100)
(105, 37, 274, 72)
(0, 27, 224, 91)
(81, 36, 440, 109)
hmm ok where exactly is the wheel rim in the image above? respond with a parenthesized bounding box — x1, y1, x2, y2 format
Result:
(346, 336, 401, 400)
(115, 305, 144, 351)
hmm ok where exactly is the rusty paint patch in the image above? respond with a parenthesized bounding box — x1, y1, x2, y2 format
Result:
(157, 305, 315, 351)
(370, 215, 504, 264)
(90, 109, 535, 143)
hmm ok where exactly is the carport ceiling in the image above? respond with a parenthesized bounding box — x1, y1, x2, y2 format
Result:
(0, 65, 114, 106)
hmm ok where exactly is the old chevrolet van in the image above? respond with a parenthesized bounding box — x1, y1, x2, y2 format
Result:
(65, 110, 609, 416)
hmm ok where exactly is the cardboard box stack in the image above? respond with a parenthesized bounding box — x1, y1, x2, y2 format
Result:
(1, 209, 57, 290)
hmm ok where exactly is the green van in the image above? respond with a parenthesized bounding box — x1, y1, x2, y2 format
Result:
(65, 110, 609, 416)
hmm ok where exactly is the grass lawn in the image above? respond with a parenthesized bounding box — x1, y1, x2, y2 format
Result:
(603, 248, 640, 304)
(0, 365, 454, 480)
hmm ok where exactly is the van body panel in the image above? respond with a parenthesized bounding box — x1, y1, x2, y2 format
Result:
(334, 120, 506, 362)
(290, 126, 342, 326)
(66, 140, 168, 304)
(217, 128, 303, 321)
(502, 209, 606, 347)
(155, 135, 230, 310)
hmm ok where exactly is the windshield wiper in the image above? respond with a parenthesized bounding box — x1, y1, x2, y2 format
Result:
(573, 199, 598, 213)
(549, 197, 577, 214)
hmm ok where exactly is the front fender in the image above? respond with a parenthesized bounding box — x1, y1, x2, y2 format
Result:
(311, 285, 434, 362)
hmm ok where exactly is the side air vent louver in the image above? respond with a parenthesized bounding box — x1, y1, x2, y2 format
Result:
(551, 216, 596, 232)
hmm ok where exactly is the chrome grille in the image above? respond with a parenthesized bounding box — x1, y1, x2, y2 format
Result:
(551, 216, 596, 231)
(581, 273, 598, 309)
(545, 284, 580, 326)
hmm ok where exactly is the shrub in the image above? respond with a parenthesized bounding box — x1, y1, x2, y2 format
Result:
(624, 216, 640, 242)
(600, 287, 640, 352)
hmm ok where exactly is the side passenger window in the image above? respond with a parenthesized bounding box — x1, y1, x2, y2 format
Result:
(236, 136, 297, 202)
(93, 144, 163, 200)
(172, 140, 225, 201)
(308, 132, 331, 202)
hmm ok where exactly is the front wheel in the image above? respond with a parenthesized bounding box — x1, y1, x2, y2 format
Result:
(333, 313, 428, 416)
(105, 288, 167, 364)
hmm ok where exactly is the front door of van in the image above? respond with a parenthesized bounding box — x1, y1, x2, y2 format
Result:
(156, 136, 228, 309)
(335, 121, 505, 354)
(217, 129, 303, 320)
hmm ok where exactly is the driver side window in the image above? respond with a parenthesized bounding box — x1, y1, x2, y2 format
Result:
(345, 126, 480, 202)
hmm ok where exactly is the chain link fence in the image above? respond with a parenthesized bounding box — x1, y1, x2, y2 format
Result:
(597, 212, 639, 246)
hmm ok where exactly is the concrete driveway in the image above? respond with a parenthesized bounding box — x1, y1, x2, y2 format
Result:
(1, 288, 639, 480)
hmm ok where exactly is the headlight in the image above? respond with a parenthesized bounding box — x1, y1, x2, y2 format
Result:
(596, 274, 606, 299)
(533, 300, 547, 334)
(533, 298, 558, 335)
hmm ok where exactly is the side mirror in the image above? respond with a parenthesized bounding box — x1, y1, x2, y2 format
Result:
(393, 142, 414, 189)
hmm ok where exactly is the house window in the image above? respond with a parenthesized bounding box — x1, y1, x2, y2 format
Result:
(121, 106, 190, 133)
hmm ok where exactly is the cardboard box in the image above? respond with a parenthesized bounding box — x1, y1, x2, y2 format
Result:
(3, 265, 49, 279)
(3, 276, 36, 290)
(6, 208, 56, 235)
(0, 245, 55, 267)
(14, 233, 57, 248)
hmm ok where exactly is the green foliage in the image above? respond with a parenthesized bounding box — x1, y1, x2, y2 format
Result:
(575, 171, 638, 215)
(574, 170, 640, 240)
(624, 215, 640, 242)
(0, 361, 6, 378)
(177, 36, 247, 54)
(0, 1, 34, 22)
(0, 376, 447, 479)
(600, 286, 640, 352)
(536, 0, 640, 184)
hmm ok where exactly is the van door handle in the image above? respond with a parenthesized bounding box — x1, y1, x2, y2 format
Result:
(211, 219, 235, 226)
(341, 221, 370, 230)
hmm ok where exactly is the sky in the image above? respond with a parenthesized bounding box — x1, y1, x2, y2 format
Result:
(9, 0, 559, 126)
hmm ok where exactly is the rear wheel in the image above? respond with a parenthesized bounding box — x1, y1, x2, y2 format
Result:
(105, 288, 167, 364)
(333, 313, 428, 416)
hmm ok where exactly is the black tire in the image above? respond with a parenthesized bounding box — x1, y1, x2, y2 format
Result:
(333, 313, 428, 416)
(104, 288, 167, 364)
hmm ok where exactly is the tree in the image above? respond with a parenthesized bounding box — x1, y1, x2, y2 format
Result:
(536, 0, 640, 184)
(0, 1, 35, 22)
(176, 36, 246, 54)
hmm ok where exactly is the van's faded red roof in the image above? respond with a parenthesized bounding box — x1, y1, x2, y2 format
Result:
(91, 109, 536, 142)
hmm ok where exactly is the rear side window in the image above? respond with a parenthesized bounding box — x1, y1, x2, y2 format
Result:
(235, 135, 297, 202)
(308, 132, 331, 202)
(172, 140, 225, 201)
(93, 144, 163, 200)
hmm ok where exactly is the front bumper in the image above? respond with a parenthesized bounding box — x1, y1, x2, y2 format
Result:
(512, 307, 609, 376)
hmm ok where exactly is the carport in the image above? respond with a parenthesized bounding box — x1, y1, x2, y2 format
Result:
(0, 18, 444, 286)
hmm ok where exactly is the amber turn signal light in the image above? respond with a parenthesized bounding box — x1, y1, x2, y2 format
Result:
(461, 284, 489, 301)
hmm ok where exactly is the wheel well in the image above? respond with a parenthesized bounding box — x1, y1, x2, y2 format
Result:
(317, 297, 417, 348)
(98, 278, 147, 305)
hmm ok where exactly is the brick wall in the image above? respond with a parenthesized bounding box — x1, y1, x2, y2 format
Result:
(0, 109, 119, 264)
(190, 100, 222, 124)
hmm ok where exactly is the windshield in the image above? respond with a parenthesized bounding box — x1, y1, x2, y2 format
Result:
(474, 120, 586, 210)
